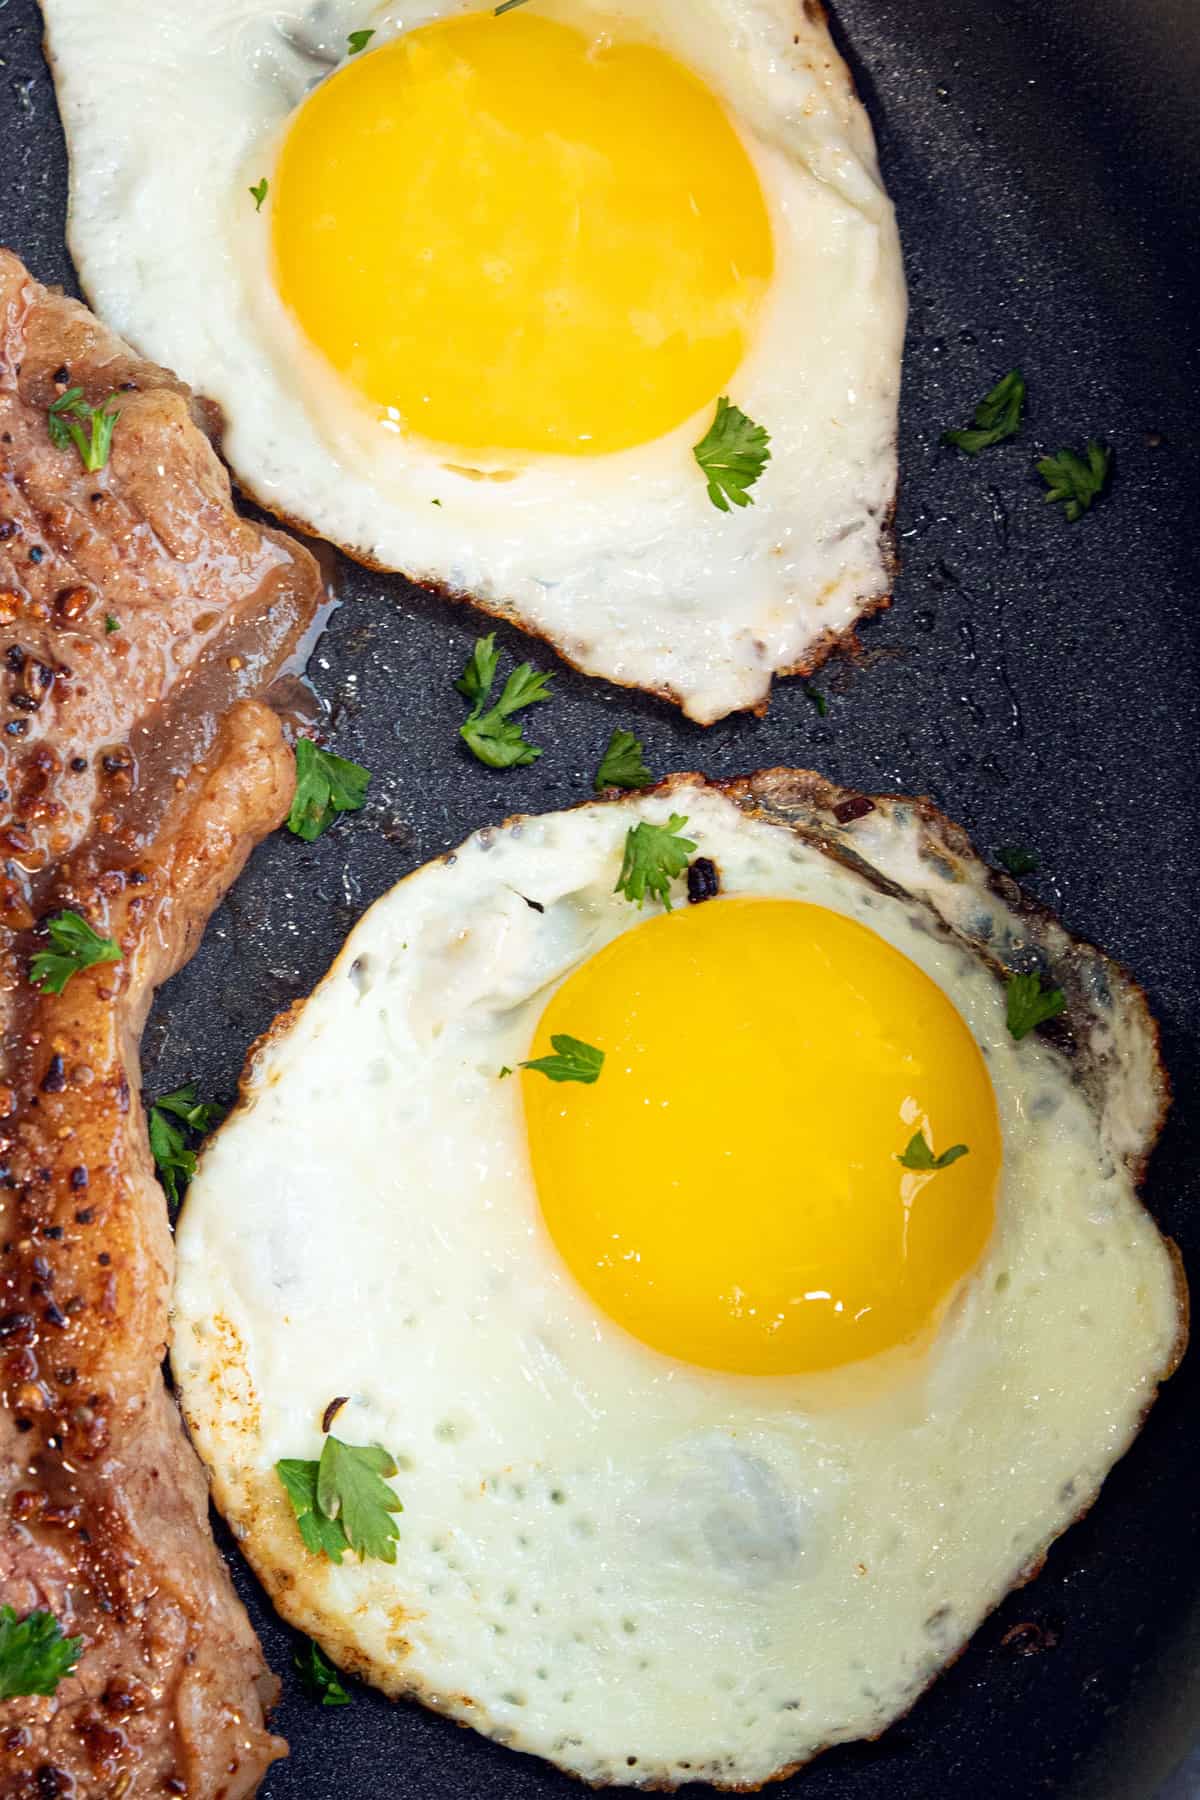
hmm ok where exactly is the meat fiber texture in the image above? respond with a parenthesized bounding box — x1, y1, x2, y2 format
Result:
(0, 249, 325, 1798)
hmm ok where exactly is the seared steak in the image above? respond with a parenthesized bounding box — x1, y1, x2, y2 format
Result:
(0, 251, 325, 1797)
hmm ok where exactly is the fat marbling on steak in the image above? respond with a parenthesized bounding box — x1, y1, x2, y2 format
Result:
(0, 250, 326, 1797)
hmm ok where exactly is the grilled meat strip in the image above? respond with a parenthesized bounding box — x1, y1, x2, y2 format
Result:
(0, 250, 326, 1797)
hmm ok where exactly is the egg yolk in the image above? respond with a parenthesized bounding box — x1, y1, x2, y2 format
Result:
(271, 10, 773, 455)
(523, 898, 1001, 1375)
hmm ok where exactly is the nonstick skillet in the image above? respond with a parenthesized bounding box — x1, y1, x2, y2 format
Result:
(4, 0, 1199, 1794)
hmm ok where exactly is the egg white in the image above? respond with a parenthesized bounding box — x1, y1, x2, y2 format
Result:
(171, 772, 1181, 1786)
(43, 0, 905, 723)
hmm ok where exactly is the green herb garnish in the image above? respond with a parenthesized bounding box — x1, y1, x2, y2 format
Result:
(693, 397, 770, 512)
(29, 910, 122, 995)
(1037, 441, 1111, 520)
(347, 28, 375, 53)
(594, 728, 651, 792)
(521, 1035, 604, 1085)
(455, 634, 553, 768)
(249, 178, 268, 212)
(0, 1607, 83, 1700)
(1006, 971, 1066, 1041)
(295, 1638, 351, 1706)
(494, 0, 531, 12)
(104, 614, 120, 634)
(277, 1459, 351, 1562)
(996, 845, 1039, 877)
(148, 1083, 224, 1210)
(278, 1438, 403, 1565)
(615, 814, 696, 910)
(288, 738, 371, 842)
(48, 388, 120, 472)
(804, 684, 828, 717)
(455, 632, 500, 706)
(941, 370, 1026, 455)
(896, 1131, 969, 1172)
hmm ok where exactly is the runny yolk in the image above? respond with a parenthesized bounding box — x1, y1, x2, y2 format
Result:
(271, 10, 774, 455)
(523, 898, 1001, 1375)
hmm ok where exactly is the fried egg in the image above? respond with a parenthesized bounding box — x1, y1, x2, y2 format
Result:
(171, 771, 1183, 1786)
(43, 0, 905, 723)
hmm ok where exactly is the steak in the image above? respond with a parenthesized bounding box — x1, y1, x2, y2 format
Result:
(0, 250, 326, 1797)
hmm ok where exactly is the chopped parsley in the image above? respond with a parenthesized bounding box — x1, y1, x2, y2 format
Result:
(996, 845, 1039, 878)
(48, 387, 120, 473)
(494, 0, 531, 12)
(521, 1034, 604, 1085)
(30, 909, 122, 994)
(0, 1606, 82, 1701)
(896, 1131, 969, 1172)
(1037, 442, 1111, 520)
(288, 738, 371, 841)
(594, 728, 652, 792)
(615, 814, 696, 910)
(347, 28, 375, 53)
(498, 1065, 514, 1079)
(804, 683, 828, 717)
(455, 633, 500, 706)
(277, 1458, 350, 1562)
(295, 1638, 351, 1706)
(249, 178, 269, 212)
(693, 397, 770, 512)
(148, 1082, 224, 1211)
(941, 370, 1026, 455)
(104, 613, 120, 634)
(1006, 971, 1066, 1041)
(455, 633, 553, 769)
(277, 1437, 403, 1565)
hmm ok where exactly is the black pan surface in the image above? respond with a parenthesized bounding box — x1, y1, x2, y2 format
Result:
(4, 0, 1200, 1794)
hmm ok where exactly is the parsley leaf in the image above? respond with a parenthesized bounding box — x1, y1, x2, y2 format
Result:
(154, 1082, 224, 1134)
(30, 910, 122, 994)
(1006, 971, 1066, 1041)
(148, 1107, 195, 1210)
(288, 738, 371, 841)
(693, 397, 770, 512)
(148, 1083, 224, 1211)
(521, 1034, 604, 1085)
(804, 683, 828, 717)
(456, 641, 553, 769)
(461, 711, 542, 769)
(996, 845, 1039, 877)
(455, 632, 501, 707)
(47, 386, 85, 449)
(615, 814, 697, 910)
(494, 0, 531, 12)
(104, 614, 120, 634)
(347, 28, 375, 53)
(0, 1606, 82, 1700)
(492, 663, 552, 715)
(295, 1638, 351, 1706)
(941, 370, 1026, 455)
(277, 1458, 351, 1563)
(48, 388, 120, 472)
(594, 728, 652, 792)
(1037, 441, 1111, 520)
(249, 178, 269, 212)
(316, 1437, 403, 1564)
(896, 1131, 969, 1171)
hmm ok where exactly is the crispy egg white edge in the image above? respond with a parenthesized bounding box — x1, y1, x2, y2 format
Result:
(170, 771, 1184, 1787)
(43, 0, 906, 722)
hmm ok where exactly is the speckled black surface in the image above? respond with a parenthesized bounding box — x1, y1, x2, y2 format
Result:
(4, 0, 1200, 1794)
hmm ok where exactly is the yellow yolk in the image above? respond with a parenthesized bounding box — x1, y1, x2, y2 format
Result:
(271, 10, 773, 456)
(523, 898, 1001, 1375)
